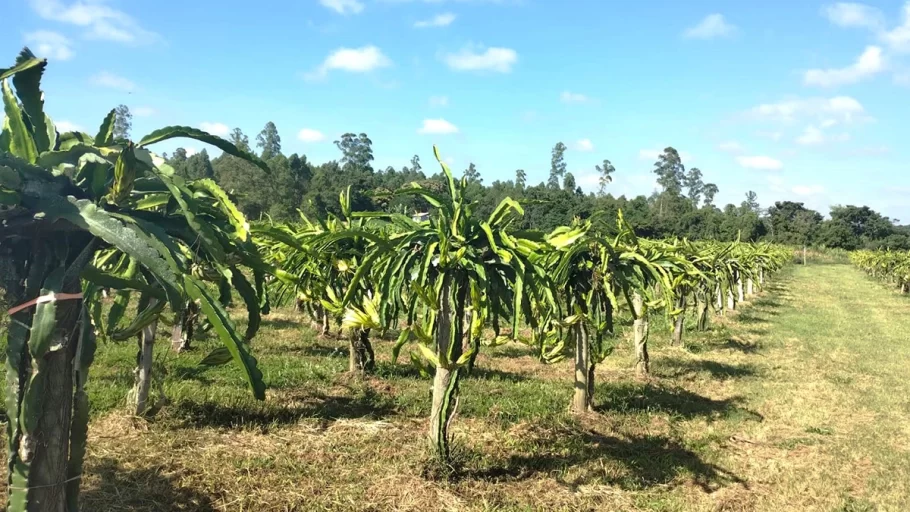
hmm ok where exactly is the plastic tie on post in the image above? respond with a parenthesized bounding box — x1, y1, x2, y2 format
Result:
(7, 292, 84, 316)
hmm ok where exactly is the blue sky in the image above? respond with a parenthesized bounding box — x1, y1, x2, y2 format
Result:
(6, 0, 910, 221)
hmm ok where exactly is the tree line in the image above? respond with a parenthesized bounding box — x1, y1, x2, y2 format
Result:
(110, 108, 909, 251)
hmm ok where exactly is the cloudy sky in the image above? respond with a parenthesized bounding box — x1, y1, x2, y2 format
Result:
(6, 0, 910, 221)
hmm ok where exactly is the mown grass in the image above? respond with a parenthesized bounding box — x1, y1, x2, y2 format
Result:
(2, 262, 909, 511)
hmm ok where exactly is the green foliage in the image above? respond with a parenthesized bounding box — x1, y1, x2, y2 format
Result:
(0, 48, 271, 511)
(851, 249, 910, 293)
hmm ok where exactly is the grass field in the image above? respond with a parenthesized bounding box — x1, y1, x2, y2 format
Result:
(4, 262, 909, 511)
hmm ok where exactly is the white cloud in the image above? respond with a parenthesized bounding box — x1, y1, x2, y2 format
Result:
(820, 118, 838, 127)
(828, 95, 865, 113)
(90, 71, 135, 91)
(683, 14, 736, 39)
(133, 106, 155, 117)
(415, 12, 455, 28)
(319, 0, 364, 15)
(749, 96, 868, 124)
(804, 45, 885, 87)
(881, 2, 910, 52)
(574, 138, 594, 152)
(199, 122, 230, 137)
(822, 2, 910, 53)
(639, 148, 693, 162)
(577, 173, 601, 186)
(848, 144, 890, 156)
(757, 131, 784, 141)
(796, 125, 850, 145)
(184, 147, 198, 157)
(717, 141, 744, 152)
(429, 95, 449, 107)
(24, 30, 73, 61)
(443, 44, 517, 73)
(297, 128, 326, 143)
(54, 120, 83, 132)
(560, 91, 590, 104)
(823, 3, 884, 29)
(307, 46, 391, 79)
(418, 118, 459, 134)
(29, 0, 159, 43)
(792, 184, 826, 196)
(736, 155, 783, 170)
(796, 126, 825, 145)
(767, 175, 785, 189)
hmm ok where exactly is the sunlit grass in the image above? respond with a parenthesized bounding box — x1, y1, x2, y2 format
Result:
(3, 263, 909, 510)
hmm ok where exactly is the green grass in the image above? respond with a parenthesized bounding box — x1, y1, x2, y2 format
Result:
(3, 263, 910, 511)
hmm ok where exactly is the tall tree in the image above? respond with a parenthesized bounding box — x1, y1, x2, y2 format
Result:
(515, 168, 527, 189)
(230, 127, 250, 151)
(113, 104, 132, 140)
(702, 183, 719, 207)
(563, 172, 577, 193)
(410, 154, 422, 172)
(793, 210, 820, 263)
(742, 191, 760, 213)
(548, 142, 567, 189)
(464, 162, 481, 184)
(256, 121, 282, 159)
(652, 147, 685, 216)
(595, 159, 615, 196)
(167, 147, 189, 177)
(289, 153, 313, 187)
(334, 132, 375, 172)
(213, 128, 271, 219)
(767, 201, 822, 246)
(183, 149, 215, 180)
(653, 147, 685, 196)
(684, 167, 704, 205)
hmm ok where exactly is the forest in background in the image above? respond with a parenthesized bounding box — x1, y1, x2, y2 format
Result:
(107, 107, 907, 251)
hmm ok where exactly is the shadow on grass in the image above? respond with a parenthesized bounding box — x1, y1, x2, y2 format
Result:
(487, 345, 535, 359)
(170, 366, 214, 385)
(167, 387, 397, 430)
(735, 311, 776, 324)
(259, 317, 302, 330)
(750, 297, 785, 310)
(82, 457, 216, 511)
(466, 426, 745, 492)
(92, 371, 137, 388)
(298, 344, 346, 358)
(708, 337, 763, 354)
(656, 358, 759, 380)
(374, 361, 529, 382)
(253, 342, 345, 359)
(595, 382, 762, 422)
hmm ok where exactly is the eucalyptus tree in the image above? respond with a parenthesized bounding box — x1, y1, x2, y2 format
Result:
(0, 49, 273, 511)
(596, 159, 615, 196)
